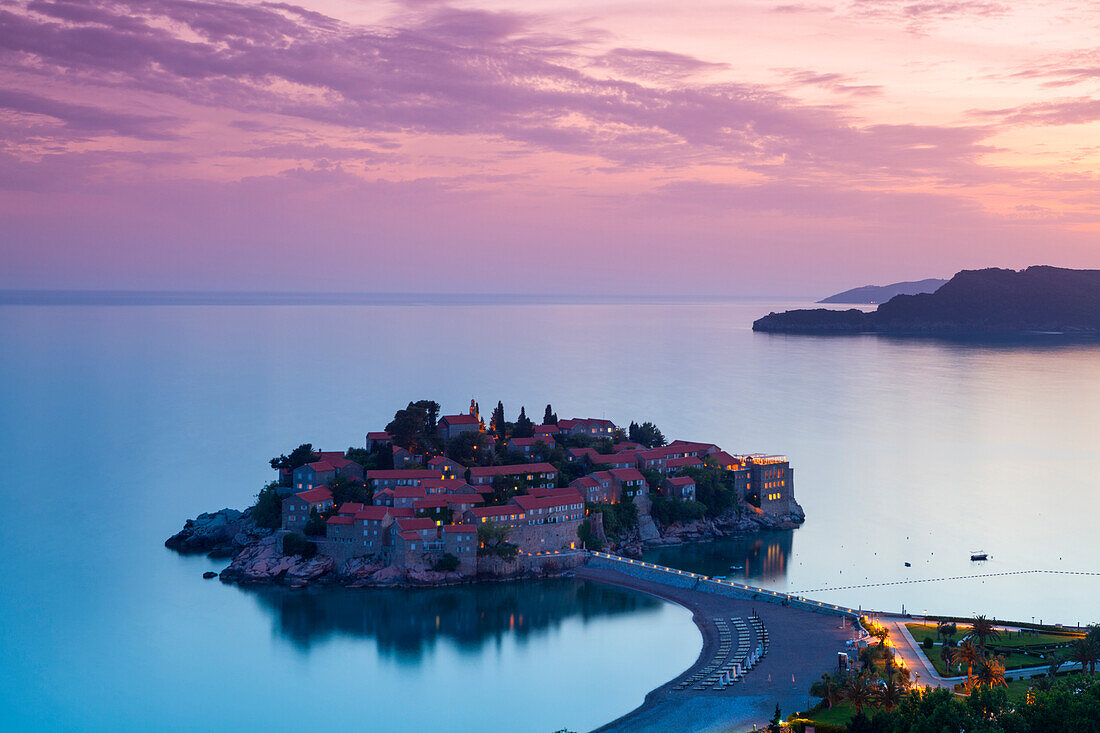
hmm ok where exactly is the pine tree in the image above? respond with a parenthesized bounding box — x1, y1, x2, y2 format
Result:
(543, 404, 557, 425)
(515, 406, 534, 438)
(491, 401, 506, 437)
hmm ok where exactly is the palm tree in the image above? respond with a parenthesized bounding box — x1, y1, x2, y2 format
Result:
(841, 670, 878, 715)
(969, 615, 1000, 652)
(973, 656, 1008, 690)
(811, 672, 838, 709)
(876, 677, 906, 711)
(1070, 638, 1098, 676)
(941, 642, 956, 671)
(955, 640, 983, 688)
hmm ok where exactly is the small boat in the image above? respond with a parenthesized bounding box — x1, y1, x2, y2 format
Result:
(970, 551, 989, 561)
(729, 565, 744, 571)
(904, 562, 911, 567)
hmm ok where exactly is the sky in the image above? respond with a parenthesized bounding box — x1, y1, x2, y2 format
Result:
(1, 0, 1099, 296)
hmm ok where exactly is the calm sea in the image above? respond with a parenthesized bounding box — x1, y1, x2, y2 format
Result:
(1, 299, 1098, 731)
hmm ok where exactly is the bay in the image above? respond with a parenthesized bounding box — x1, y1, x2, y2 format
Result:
(1, 300, 1098, 731)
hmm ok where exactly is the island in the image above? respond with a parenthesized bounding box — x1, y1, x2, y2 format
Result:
(755, 266, 1100, 335)
(818, 277, 947, 304)
(167, 400, 804, 588)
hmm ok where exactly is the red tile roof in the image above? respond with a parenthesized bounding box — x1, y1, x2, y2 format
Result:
(443, 524, 477, 534)
(444, 494, 484, 505)
(420, 478, 474, 492)
(667, 456, 703, 468)
(468, 463, 556, 478)
(367, 432, 392, 440)
(428, 456, 464, 468)
(397, 530, 421, 541)
(666, 476, 695, 486)
(709, 450, 741, 467)
(395, 517, 438, 532)
(508, 437, 552, 448)
(337, 502, 365, 515)
(440, 414, 479, 426)
(414, 496, 450, 510)
(367, 469, 441, 480)
(355, 506, 415, 521)
(609, 468, 645, 482)
(467, 505, 520, 519)
(304, 461, 336, 472)
(569, 476, 600, 488)
(590, 452, 638, 465)
(526, 487, 577, 497)
(294, 486, 333, 503)
(511, 490, 584, 511)
(393, 486, 428, 499)
(326, 515, 354, 525)
(534, 424, 560, 434)
(559, 418, 615, 429)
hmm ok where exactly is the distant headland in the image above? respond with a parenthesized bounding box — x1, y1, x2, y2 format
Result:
(818, 278, 947, 304)
(167, 400, 803, 588)
(755, 266, 1100, 336)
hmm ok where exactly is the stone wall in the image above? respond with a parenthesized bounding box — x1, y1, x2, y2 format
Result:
(511, 519, 582, 553)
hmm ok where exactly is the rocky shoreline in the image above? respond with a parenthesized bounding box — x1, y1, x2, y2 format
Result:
(166, 500, 804, 589)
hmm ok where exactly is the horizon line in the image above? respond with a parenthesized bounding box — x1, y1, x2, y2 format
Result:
(0, 289, 817, 306)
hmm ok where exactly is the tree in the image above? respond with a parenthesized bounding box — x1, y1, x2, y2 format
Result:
(281, 533, 316, 559)
(809, 672, 841, 709)
(841, 670, 877, 714)
(767, 703, 782, 732)
(514, 406, 534, 438)
(386, 402, 431, 450)
(330, 474, 372, 506)
(876, 677, 906, 711)
(543, 404, 557, 425)
(477, 521, 518, 559)
(955, 640, 983, 689)
(447, 430, 493, 466)
(251, 481, 283, 530)
(1047, 650, 1065, 679)
(490, 401, 506, 437)
(412, 400, 440, 434)
(304, 507, 327, 536)
(577, 519, 604, 551)
(270, 443, 316, 475)
(1071, 638, 1099, 676)
(973, 656, 1008, 690)
(433, 553, 460, 572)
(969, 615, 1000, 652)
(628, 421, 666, 448)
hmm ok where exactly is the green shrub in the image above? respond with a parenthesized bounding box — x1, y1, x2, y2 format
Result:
(578, 519, 604, 551)
(282, 533, 316, 559)
(304, 507, 327, 536)
(433, 553, 460, 572)
(923, 637, 935, 650)
(251, 482, 283, 530)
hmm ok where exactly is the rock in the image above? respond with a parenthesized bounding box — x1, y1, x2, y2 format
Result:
(636, 515, 660, 542)
(202, 571, 217, 579)
(165, 507, 271, 557)
(219, 534, 333, 585)
(368, 565, 406, 585)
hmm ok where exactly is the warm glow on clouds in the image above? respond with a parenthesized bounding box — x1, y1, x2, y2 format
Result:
(0, 0, 1098, 293)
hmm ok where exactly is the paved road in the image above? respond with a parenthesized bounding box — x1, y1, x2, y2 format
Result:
(577, 566, 859, 732)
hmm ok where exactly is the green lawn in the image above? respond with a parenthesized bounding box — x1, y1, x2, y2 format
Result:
(905, 623, 1077, 675)
(790, 701, 856, 728)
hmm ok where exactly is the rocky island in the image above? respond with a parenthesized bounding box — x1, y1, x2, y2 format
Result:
(167, 400, 803, 588)
(755, 266, 1100, 335)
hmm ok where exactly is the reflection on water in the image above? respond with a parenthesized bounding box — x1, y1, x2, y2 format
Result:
(246, 578, 661, 657)
(643, 530, 793, 583)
